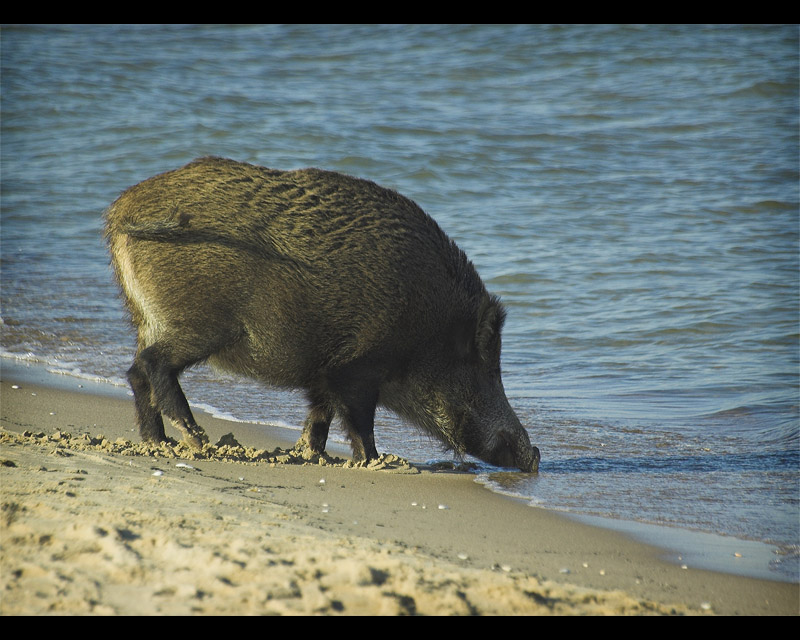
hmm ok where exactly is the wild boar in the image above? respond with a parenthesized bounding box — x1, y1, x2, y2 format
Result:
(104, 157, 539, 472)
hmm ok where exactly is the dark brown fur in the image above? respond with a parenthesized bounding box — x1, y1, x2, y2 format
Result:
(105, 157, 539, 471)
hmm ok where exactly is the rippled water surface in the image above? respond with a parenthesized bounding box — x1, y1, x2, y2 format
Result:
(2, 24, 797, 579)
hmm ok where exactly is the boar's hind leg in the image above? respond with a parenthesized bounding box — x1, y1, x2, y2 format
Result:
(296, 398, 334, 455)
(129, 344, 209, 450)
(127, 355, 166, 443)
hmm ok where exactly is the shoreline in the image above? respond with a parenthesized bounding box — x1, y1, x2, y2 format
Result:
(1, 359, 797, 615)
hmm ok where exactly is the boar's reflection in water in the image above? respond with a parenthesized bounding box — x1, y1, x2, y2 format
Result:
(104, 157, 540, 472)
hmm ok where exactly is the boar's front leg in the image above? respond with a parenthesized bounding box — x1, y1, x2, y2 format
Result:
(326, 368, 381, 463)
(295, 383, 379, 463)
(339, 396, 380, 463)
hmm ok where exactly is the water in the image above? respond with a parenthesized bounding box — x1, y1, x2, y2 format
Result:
(2, 24, 798, 580)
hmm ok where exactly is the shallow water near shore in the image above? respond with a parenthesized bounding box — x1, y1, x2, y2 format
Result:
(2, 25, 797, 582)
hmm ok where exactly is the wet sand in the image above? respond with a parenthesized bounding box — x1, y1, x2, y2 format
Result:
(1, 365, 797, 615)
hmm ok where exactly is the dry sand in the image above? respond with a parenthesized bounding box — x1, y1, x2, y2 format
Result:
(1, 367, 797, 615)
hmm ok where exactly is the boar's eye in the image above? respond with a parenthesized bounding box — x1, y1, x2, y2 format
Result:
(447, 318, 478, 362)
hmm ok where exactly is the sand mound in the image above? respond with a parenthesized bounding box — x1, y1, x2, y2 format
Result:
(1, 428, 419, 473)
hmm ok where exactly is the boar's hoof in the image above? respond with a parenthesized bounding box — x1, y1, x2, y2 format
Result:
(183, 434, 207, 451)
(293, 433, 326, 457)
(170, 419, 209, 451)
(292, 441, 325, 461)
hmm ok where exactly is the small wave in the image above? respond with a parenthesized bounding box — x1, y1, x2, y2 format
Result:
(769, 544, 800, 581)
(1, 351, 128, 389)
(727, 80, 795, 99)
(189, 401, 301, 432)
(45, 366, 128, 389)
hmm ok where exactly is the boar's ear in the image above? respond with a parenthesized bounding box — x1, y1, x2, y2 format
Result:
(475, 296, 506, 362)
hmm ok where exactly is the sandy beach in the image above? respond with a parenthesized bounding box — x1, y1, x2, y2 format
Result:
(1, 365, 797, 616)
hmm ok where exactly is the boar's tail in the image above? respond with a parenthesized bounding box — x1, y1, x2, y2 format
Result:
(115, 218, 303, 267)
(118, 220, 194, 242)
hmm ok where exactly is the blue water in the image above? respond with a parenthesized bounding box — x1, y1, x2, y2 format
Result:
(2, 24, 797, 580)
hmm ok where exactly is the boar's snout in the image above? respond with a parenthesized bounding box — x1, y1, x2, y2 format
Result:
(487, 436, 540, 473)
(471, 410, 540, 473)
(518, 443, 541, 473)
